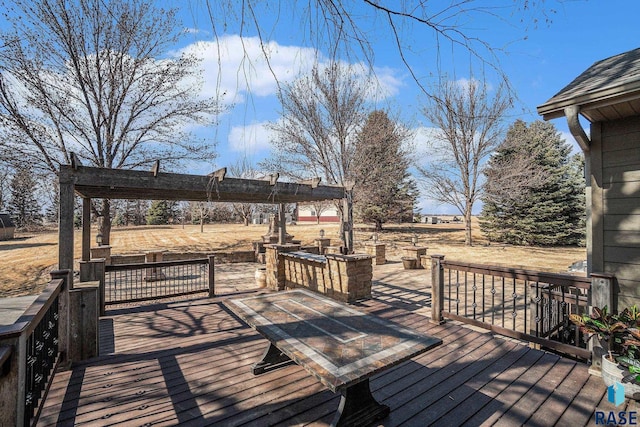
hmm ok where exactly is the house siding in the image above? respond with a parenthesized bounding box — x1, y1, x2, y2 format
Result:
(596, 116, 640, 307)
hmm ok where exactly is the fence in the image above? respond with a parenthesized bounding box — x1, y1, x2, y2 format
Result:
(104, 256, 215, 305)
(430, 256, 597, 360)
(0, 270, 68, 427)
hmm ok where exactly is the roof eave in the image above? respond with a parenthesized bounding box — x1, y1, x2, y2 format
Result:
(537, 81, 640, 121)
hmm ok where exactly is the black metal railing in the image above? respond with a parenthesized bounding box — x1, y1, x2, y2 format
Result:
(104, 257, 214, 304)
(0, 272, 66, 427)
(24, 291, 60, 425)
(436, 260, 591, 359)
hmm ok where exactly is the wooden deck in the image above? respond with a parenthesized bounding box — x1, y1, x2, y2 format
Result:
(37, 269, 633, 426)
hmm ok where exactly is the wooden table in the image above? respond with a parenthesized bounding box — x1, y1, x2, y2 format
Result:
(226, 289, 442, 427)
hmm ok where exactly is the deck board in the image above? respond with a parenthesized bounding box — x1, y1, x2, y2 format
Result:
(38, 277, 607, 427)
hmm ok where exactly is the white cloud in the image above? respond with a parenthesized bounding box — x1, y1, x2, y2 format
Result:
(410, 126, 444, 163)
(176, 36, 319, 105)
(175, 36, 405, 108)
(228, 122, 273, 153)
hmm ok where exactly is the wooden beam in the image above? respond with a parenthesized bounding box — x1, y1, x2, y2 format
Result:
(210, 167, 226, 181)
(299, 177, 321, 188)
(70, 152, 82, 170)
(62, 165, 345, 203)
(151, 160, 160, 177)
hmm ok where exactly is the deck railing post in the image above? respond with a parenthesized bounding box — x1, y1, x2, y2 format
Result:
(80, 259, 106, 316)
(208, 255, 215, 297)
(431, 255, 445, 324)
(589, 272, 616, 372)
(0, 332, 20, 427)
(50, 269, 71, 368)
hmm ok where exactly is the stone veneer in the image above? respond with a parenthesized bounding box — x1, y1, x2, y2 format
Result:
(275, 250, 373, 302)
(402, 246, 428, 269)
(364, 243, 386, 265)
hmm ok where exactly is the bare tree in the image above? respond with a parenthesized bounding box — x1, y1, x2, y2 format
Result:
(263, 62, 367, 185)
(0, 160, 11, 212)
(417, 78, 512, 245)
(202, 1, 552, 96)
(189, 202, 213, 233)
(0, 0, 221, 244)
(310, 201, 332, 225)
(230, 158, 261, 226)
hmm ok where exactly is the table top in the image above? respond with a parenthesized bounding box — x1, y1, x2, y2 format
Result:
(226, 289, 442, 392)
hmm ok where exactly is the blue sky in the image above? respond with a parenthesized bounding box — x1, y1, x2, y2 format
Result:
(6, 1, 638, 214)
(167, 1, 640, 214)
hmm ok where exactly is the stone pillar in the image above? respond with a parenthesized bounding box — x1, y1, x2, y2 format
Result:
(315, 238, 331, 254)
(402, 246, 428, 269)
(90, 245, 112, 265)
(265, 244, 301, 291)
(144, 251, 166, 281)
(325, 254, 373, 302)
(365, 243, 386, 265)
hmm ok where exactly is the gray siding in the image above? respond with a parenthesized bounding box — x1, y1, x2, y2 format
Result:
(597, 116, 640, 307)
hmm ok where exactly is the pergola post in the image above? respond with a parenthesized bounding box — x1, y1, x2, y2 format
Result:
(278, 203, 286, 245)
(58, 168, 75, 283)
(82, 197, 91, 261)
(342, 183, 354, 254)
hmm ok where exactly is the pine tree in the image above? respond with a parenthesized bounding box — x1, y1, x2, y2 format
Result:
(8, 166, 41, 229)
(352, 110, 416, 230)
(481, 120, 585, 246)
(146, 200, 173, 225)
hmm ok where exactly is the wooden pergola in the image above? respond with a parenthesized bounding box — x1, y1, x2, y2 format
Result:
(58, 164, 349, 277)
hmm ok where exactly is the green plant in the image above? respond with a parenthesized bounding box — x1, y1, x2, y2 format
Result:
(570, 305, 640, 384)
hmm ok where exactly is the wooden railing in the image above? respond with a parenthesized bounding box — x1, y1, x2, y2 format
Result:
(104, 256, 215, 305)
(0, 270, 69, 427)
(430, 256, 608, 360)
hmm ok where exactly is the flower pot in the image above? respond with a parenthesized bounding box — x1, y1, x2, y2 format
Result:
(255, 268, 267, 288)
(401, 257, 417, 270)
(602, 355, 640, 399)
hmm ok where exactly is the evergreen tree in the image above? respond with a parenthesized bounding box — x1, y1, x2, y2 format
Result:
(481, 120, 585, 245)
(146, 200, 174, 225)
(8, 166, 41, 229)
(352, 110, 416, 230)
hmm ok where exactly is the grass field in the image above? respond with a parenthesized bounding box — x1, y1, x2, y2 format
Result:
(0, 221, 586, 297)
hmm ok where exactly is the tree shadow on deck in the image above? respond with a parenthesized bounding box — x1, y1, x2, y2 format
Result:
(42, 288, 604, 426)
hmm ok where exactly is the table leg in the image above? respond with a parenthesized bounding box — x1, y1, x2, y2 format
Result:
(253, 342, 293, 375)
(331, 378, 390, 427)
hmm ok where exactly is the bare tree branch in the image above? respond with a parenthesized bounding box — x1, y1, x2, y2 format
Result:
(417, 77, 512, 245)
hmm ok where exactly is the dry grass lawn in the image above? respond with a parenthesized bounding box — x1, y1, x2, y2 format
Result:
(0, 221, 585, 297)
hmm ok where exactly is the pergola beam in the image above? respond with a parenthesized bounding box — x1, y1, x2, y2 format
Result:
(60, 165, 345, 203)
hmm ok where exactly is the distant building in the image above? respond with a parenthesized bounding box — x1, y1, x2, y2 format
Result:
(0, 213, 15, 240)
(296, 203, 340, 223)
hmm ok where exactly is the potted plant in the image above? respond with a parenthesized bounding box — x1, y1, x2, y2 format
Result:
(570, 306, 640, 398)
